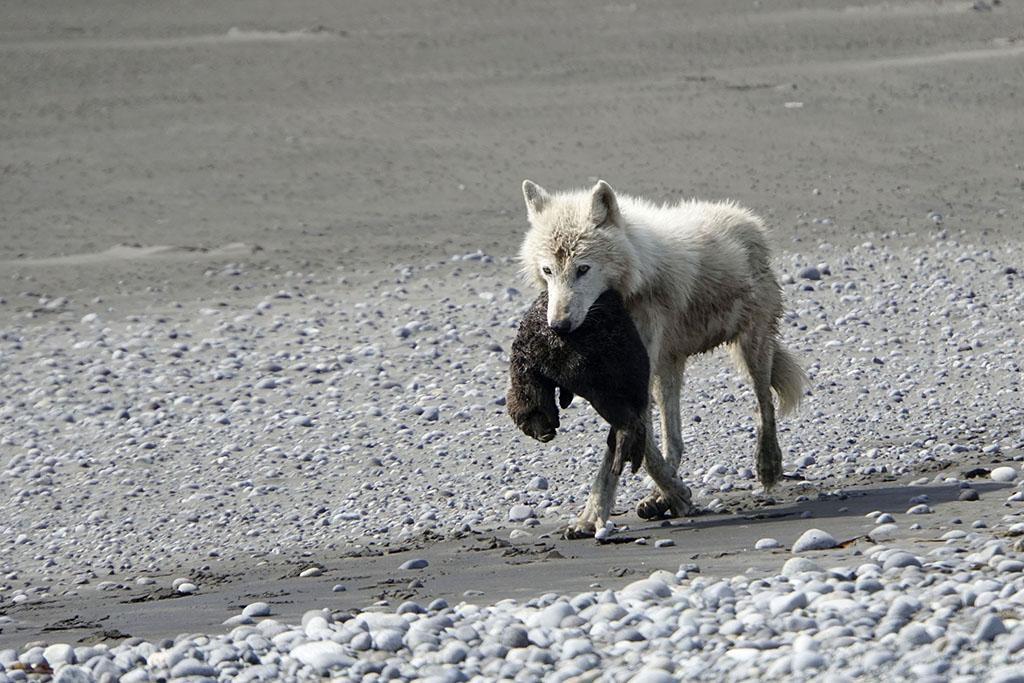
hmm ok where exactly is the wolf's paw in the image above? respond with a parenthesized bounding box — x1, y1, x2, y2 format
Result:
(636, 493, 672, 520)
(563, 519, 598, 540)
(757, 442, 784, 491)
(637, 484, 694, 520)
(664, 482, 695, 518)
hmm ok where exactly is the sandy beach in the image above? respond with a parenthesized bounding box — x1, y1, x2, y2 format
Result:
(2, 1, 1024, 680)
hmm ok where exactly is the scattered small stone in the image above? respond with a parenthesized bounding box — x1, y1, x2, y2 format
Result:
(3, 200, 1023, 682)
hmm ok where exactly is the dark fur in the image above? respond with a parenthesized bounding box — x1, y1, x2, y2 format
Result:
(507, 290, 650, 475)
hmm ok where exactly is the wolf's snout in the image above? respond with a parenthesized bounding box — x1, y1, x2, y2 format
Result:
(548, 319, 572, 335)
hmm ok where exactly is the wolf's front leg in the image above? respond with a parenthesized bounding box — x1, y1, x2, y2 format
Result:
(637, 370, 691, 519)
(564, 443, 621, 539)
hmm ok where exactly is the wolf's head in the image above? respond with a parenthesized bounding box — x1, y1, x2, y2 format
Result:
(518, 179, 639, 334)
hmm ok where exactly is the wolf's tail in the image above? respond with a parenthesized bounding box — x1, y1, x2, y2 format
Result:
(771, 342, 806, 416)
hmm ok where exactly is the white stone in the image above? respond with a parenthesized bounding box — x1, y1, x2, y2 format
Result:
(289, 641, 352, 672)
(791, 651, 826, 671)
(628, 670, 676, 683)
(43, 644, 75, 667)
(373, 628, 405, 652)
(868, 524, 898, 542)
(782, 557, 822, 577)
(562, 638, 593, 658)
(537, 601, 576, 628)
(621, 578, 672, 600)
(770, 591, 808, 615)
(882, 552, 921, 570)
(52, 666, 94, 683)
(509, 529, 533, 543)
(792, 529, 838, 553)
(509, 504, 535, 522)
(243, 602, 272, 617)
(991, 467, 1018, 483)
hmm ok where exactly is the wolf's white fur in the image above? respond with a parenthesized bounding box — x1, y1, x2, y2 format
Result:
(520, 180, 805, 536)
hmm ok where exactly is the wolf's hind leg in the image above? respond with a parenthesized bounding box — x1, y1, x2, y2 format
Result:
(565, 435, 621, 539)
(636, 411, 694, 520)
(735, 335, 783, 490)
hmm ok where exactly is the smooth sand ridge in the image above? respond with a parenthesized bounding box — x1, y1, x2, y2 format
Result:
(0, 27, 346, 52)
(4, 243, 262, 267)
(743, 41, 1024, 74)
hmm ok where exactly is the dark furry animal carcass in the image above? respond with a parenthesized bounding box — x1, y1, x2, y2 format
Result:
(507, 289, 650, 475)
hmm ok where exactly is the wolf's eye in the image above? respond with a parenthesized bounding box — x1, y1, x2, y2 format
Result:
(576, 265, 590, 277)
(542, 267, 552, 275)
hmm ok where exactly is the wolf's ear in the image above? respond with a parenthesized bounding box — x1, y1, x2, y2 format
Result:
(590, 180, 621, 227)
(522, 180, 549, 216)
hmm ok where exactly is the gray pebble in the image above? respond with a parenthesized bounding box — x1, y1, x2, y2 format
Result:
(508, 504, 535, 522)
(974, 615, 1007, 642)
(501, 626, 530, 649)
(400, 558, 429, 570)
(170, 658, 217, 678)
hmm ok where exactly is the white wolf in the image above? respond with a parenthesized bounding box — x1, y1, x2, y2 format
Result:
(519, 179, 805, 537)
